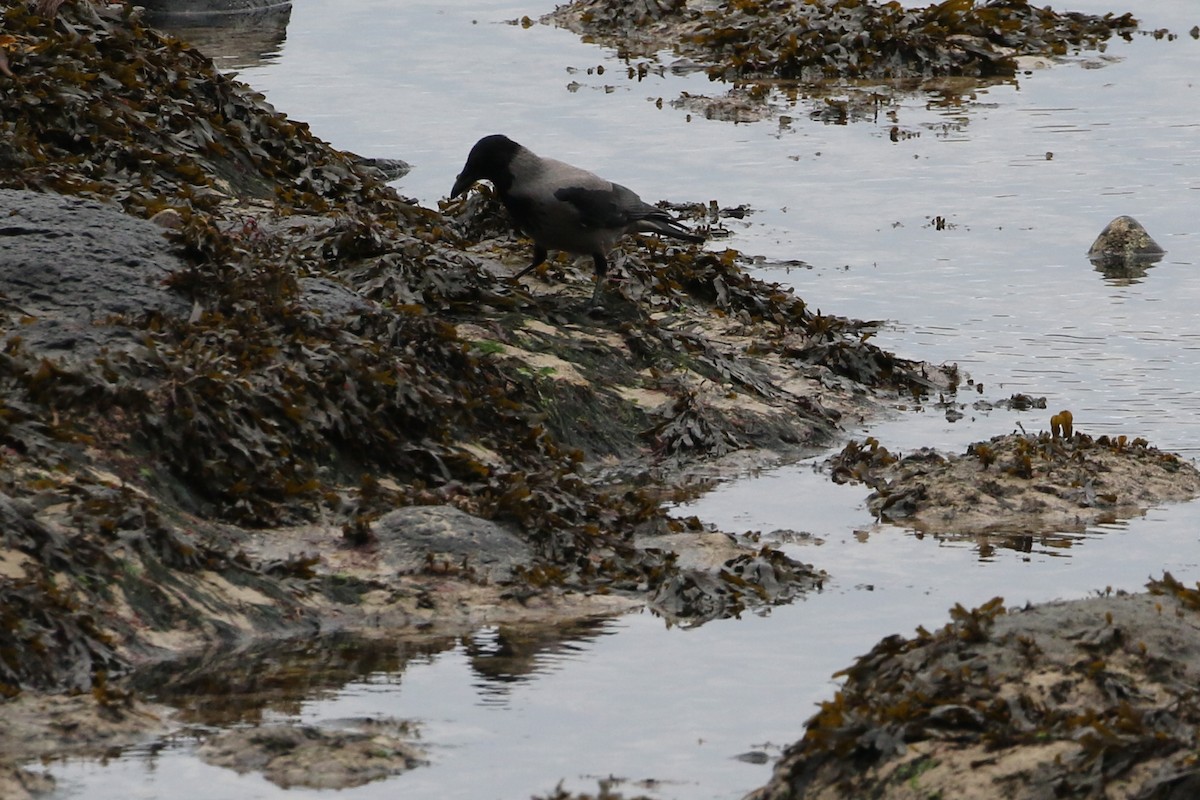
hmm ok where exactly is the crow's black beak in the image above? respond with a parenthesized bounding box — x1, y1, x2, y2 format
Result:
(451, 173, 473, 198)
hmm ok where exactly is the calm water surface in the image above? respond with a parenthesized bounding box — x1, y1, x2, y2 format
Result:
(49, 1, 1200, 799)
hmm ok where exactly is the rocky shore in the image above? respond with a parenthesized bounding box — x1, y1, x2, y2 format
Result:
(1, 2, 1197, 799)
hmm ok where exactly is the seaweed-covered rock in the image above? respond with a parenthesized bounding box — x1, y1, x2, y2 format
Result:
(544, 0, 1140, 123)
(748, 576, 1200, 800)
(547, 0, 1137, 81)
(827, 429, 1200, 536)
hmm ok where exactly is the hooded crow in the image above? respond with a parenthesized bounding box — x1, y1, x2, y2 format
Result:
(451, 134, 703, 305)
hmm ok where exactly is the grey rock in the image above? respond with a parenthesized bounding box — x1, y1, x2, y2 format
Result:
(372, 505, 533, 582)
(0, 188, 189, 364)
(348, 156, 413, 183)
(299, 277, 376, 319)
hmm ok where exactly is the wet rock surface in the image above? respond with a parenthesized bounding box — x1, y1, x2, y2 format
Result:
(1089, 215, 1165, 260)
(748, 576, 1200, 800)
(0, 691, 172, 800)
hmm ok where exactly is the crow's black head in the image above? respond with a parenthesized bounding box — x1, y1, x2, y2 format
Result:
(451, 134, 522, 197)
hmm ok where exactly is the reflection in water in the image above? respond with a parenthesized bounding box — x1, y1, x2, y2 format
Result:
(1091, 253, 1164, 285)
(463, 617, 617, 705)
(127, 617, 620, 725)
(614, 67, 1019, 130)
(917, 527, 1096, 561)
(809, 75, 1019, 129)
(1090, 248, 1166, 285)
(139, 1, 292, 70)
(130, 633, 452, 726)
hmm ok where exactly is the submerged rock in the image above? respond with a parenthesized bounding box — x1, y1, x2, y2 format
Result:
(139, 0, 292, 12)
(142, 3, 292, 70)
(198, 719, 426, 790)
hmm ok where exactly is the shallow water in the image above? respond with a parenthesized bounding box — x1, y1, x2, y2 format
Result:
(48, 1, 1200, 799)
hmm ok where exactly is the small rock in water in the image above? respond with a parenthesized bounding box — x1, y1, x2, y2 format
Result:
(1087, 215, 1165, 271)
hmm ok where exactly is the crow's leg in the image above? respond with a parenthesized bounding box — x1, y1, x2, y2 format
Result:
(512, 245, 548, 280)
(589, 253, 609, 306)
